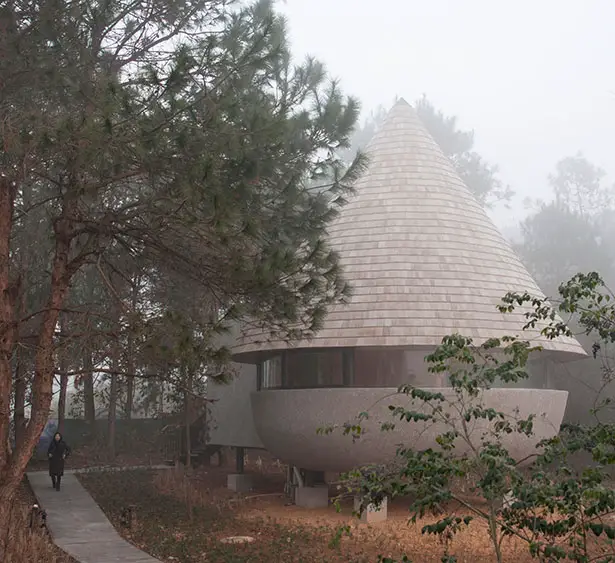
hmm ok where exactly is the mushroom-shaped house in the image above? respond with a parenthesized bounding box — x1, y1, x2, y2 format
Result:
(231, 99, 586, 476)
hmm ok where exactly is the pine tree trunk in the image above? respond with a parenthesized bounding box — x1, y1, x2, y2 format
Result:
(107, 310, 120, 459)
(13, 268, 27, 453)
(58, 366, 68, 435)
(107, 371, 118, 459)
(124, 343, 134, 420)
(57, 316, 69, 433)
(0, 358, 13, 474)
(82, 348, 96, 428)
(124, 281, 138, 419)
(0, 181, 17, 479)
(0, 485, 16, 559)
(0, 194, 74, 556)
(184, 369, 192, 469)
(125, 371, 134, 420)
(0, 181, 18, 560)
(13, 357, 26, 451)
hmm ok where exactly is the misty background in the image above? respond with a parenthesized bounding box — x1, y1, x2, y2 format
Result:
(279, 0, 615, 424)
(281, 0, 615, 233)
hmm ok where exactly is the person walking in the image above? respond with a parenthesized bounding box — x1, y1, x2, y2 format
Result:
(48, 432, 71, 491)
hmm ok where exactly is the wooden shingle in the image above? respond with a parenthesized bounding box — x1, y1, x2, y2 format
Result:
(233, 99, 586, 359)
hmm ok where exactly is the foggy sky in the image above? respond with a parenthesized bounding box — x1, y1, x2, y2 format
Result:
(279, 0, 615, 230)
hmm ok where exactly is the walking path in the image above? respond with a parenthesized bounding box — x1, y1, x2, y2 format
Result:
(27, 471, 160, 563)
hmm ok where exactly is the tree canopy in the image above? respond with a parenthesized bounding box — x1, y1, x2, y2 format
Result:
(0, 0, 365, 546)
(518, 154, 615, 296)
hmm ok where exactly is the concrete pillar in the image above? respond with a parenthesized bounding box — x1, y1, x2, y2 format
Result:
(227, 446, 251, 492)
(354, 496, 388, 523)
(235, 447, 245, 474)
(295, 484, 329, 508)
(227, 473, 253, 492)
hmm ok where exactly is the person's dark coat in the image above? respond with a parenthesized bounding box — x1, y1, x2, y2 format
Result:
(48, 434, 71, 477)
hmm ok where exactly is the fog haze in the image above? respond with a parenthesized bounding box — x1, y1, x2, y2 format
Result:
(280, 0, 615, 229)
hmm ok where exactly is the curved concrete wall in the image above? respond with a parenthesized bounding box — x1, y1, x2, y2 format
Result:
(251, 387, 568, 472)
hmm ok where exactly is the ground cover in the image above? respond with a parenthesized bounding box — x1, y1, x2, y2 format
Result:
(77, 464, 550, 563)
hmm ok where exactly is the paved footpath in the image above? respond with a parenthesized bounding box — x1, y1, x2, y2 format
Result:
(27, 471, 160, 563)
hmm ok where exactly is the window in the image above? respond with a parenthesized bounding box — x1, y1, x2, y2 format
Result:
(260, 356, 282, 389)
(285, 350, 343, 388)
(353, 349, 406, 387)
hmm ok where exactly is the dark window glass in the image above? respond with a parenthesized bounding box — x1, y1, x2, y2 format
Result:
(257, 348, 549, 391)
(284, 350, 343, 388)
(353, 349, 407, 387)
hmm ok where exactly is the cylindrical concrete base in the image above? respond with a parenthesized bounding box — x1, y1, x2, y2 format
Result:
(251, 388, 569, 472)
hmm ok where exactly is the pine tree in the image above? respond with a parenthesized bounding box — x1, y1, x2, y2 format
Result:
(0, 0, 365, 547)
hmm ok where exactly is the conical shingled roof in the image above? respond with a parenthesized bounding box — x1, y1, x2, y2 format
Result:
(233, 99, 586, 360)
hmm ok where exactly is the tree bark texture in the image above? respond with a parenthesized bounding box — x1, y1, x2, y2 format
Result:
(124, 280, 138, 419)
(0, 193, 75, 556)
(0, 179, 19, 559)
(57, 315, 69, 433)
(82, 347, 96, 428)
(13, 275, 27, 453)
(184, 369, 192, 469)
(0, 180, 17, 477)
(13, 356, 26, 452)
(107, 302, 121, 459)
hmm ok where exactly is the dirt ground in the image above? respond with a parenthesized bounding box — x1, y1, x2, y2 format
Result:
(177, 459, 535, 563)
(26, 444, 615, 562)
(77, 450, 563, 563)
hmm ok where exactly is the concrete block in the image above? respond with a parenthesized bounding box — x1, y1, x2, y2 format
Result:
(295, 485, 329, 508)
(227, 473, 253, 493)
(502, 491, 519, 509)
(354, 496, 388, 523)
